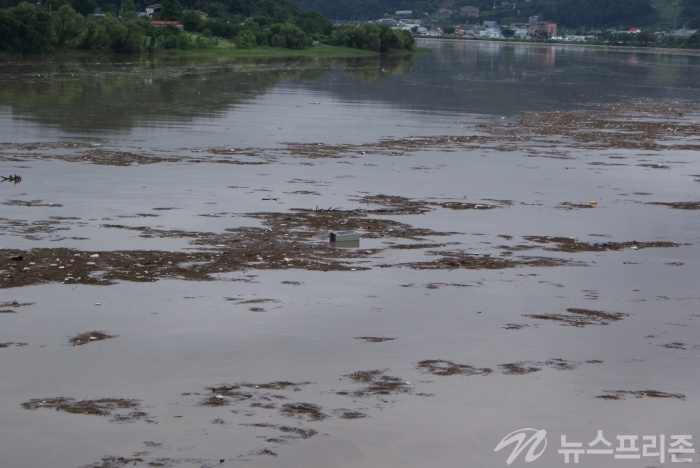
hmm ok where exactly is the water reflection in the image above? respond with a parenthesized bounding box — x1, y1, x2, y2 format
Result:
(1, 41, 699, 137)
(0, 54, 415, 135)
(338, 54, 415, 82)
(393, 40, 700, 115)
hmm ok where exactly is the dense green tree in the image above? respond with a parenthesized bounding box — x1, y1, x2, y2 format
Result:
(113, 21, 146, 51)
(78, 17, 111, 49)
(53, 4, 84, 46)
(71, 0, 96, 16)
(236, 19, 272, 46)
(181, 10, 203, 30)
(293, 10, 331, 35)
(269, 21, 307, 48)
(378, 23, 403, 51)
(331, 22, 414, 52)
(120, 0, 137, 18)
(205, 2, 227, 19)
(204, 18, 239, 39)
(121, 0, 136, 13)
(234, 30, 257, 48)
(77, 16, 148, 51)
(0, 9, 25, 52)
(44, 0, 70, 13)
(501, 27, 515, 38)
(359, 23, 381, 51)
(0, 3, 55, 52)
(635, 30, 656, 44)
(159, 0, 183, 20)
(687, 31, 700, 47)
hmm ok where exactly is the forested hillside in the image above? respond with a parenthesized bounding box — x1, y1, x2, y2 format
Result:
(0, 0, 302, 21)
(289, 0, 437, 20)
(684, 0, 700, 27)
(291, 0, 698, 28)
(1, 0, 695, 28)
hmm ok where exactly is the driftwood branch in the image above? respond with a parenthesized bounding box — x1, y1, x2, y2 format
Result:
(1, 174, 21, 182)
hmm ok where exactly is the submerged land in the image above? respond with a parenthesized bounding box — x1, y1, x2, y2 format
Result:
(1, 90, 700, 466)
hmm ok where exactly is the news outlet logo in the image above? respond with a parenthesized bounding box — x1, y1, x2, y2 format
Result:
(494, 428, 548, 465)
(495, 428, 694, 465)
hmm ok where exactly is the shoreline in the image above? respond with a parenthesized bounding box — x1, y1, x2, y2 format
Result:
(417, 36, 700, 56)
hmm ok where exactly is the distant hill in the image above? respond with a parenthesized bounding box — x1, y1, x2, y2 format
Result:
(0, 0, 694, 29)
(290, 0, 696, 29)
(0, 0, 302, 22)
(680, 0, 700, 28)
(288, 0, 436, 21)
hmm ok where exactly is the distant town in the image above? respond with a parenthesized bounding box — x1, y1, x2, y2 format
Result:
(359, 9, 698, 46)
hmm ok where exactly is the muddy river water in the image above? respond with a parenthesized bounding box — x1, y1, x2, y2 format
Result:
(1, 40, 700, 467)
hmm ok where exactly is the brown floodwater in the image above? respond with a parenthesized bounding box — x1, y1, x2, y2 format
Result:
(1, 40, 700, 467)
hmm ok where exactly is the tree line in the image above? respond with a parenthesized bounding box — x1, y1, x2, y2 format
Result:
(0, 3, 217, 53)
(0, 1, 415, 54)
(0, 0, 302, 21)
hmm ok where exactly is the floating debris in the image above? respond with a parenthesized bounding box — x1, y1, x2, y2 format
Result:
(525, 308, 628, 327)
(339, 369, 413, 397)
(69, 331, 117, 346)
(354, 337, 396, 343)
(0, 174, 21, 183)
(0, 342, 28, 348)
(330, 230, 360, 242)
(417, 360, 492, 376)
(21, 397, 150, 421)
(597, 390, 685, 400)
(279, 403, 327, 421)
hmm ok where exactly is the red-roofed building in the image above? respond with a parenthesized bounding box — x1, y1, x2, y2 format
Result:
(150, 20, 184, 29)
